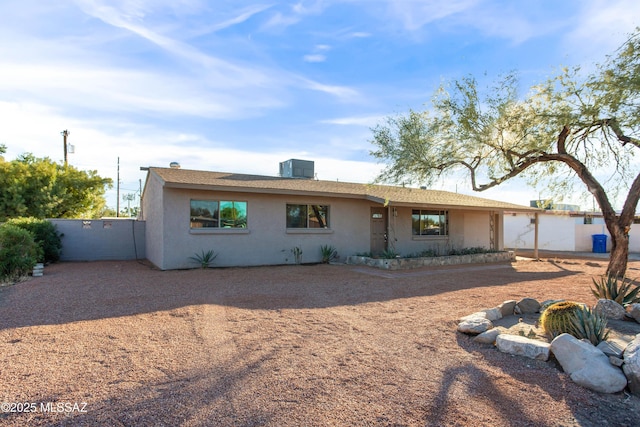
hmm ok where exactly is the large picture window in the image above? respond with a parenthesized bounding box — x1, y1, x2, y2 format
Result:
(412, 210, 448, 236)
(190, 200, 247, 228)
(286, 204, 329, 229)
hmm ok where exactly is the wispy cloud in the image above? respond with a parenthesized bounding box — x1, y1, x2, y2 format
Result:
(321, 115, 386, 127)
(304, 54, 327, 63)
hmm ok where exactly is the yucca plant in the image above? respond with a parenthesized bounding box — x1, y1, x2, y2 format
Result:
(381, 248, 399, 259)
(320, 245, 338, 263)
(189, 249, 217, 269)
(569, 306, 609, 346)
(591, 274, 640, 306)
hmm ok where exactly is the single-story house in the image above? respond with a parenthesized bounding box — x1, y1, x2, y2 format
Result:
(140, 161, 537, 270)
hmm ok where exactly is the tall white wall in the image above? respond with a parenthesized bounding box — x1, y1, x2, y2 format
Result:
(504, 212, 576, 251)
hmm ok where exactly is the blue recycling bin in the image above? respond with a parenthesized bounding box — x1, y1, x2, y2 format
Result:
(592, 234, 607, 253)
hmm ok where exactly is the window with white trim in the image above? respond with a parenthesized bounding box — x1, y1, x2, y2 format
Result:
(190, 200, 247, 228)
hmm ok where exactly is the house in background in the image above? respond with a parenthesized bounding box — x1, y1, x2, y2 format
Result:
(140, 160, 537, 270)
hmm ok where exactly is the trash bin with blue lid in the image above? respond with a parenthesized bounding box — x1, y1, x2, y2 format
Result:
(592, 234, 607, 253)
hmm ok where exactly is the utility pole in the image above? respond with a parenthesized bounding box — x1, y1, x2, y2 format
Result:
(117, 157, 120, 217)
(61, 130, 70, 166)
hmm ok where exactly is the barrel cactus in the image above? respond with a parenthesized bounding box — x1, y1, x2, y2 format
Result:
(539, 301, 583, 340)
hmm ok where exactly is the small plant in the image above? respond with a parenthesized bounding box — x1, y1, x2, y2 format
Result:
(0, 224, 41, 282)
(355, 251, 373, 257)
(291, 246, 303, 264)
(381, 248, 399, 259)
(539, 301, 583, 340)
(591, 274, 640, 306)
(570, 306, 609, 346)
(189, 249, 217, 269)
(6, 217, 62, 263)
(320, 245, 338, 264)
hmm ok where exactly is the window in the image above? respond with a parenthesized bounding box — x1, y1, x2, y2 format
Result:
(190, 200, 247, 228)
(286, 204, 329, 228)
(412, 210, 448, 236)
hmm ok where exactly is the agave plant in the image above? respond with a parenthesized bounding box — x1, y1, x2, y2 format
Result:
(381, 248, 399, 259)
(320, 245, 338, 264)
(591, 274, 640, 306)
(569, 306, 609, 346)
(189, 249, 218, 269)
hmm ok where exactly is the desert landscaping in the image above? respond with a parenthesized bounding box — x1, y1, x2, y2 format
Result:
(2, 255, 640, 426)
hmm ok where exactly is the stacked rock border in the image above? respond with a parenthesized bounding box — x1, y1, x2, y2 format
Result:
(346, 251, 515, 270)
(458, 298, 640, 395)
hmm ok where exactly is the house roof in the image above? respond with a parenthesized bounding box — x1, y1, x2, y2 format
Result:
(148, 167, 538, 212)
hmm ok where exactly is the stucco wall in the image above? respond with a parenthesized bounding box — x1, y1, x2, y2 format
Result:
(359, 207, 494, 258)
(157, 188, 375, 269)
(50, 218, 145, 261)
(141, 172, 165, 268)
(504, 212, 577, 251)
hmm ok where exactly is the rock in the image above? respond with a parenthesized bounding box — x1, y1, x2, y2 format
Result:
(515, 298, 541, 314)
(627, 304, 640, 323)
(474, 327, 507, 344)
(495, 335, 550, 361)
(498, 300, 516, 317)
(623, 335, 640, 396)
(594, 299, 626, 320)
(483, 307, 502, 321)
(551, 333, 627, 394)
(458, 317, 493, 335)
(610, 356, 624, 368)
(459, 312, 487, 323)
(597, 338, 628, 358)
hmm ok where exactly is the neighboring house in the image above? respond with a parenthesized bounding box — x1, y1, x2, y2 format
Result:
(140, 161, 537, 270)
(505, 209, 640, 253)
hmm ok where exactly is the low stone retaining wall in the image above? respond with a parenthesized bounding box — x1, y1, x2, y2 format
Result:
(345, 251, 515, 270)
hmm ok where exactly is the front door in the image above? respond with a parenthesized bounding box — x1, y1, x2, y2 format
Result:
(370, 207, 387, 255)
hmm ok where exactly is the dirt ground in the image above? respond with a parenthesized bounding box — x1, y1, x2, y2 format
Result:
(2, 256, 640, 426)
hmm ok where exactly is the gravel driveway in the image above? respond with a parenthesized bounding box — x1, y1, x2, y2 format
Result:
(2, 257, 640, 426)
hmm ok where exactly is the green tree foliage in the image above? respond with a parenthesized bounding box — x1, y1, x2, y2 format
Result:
(5, 217, 62, 263)
(0, 223, 40, 282)
(0, 151, 112, 220)
(371, 29, 640, 278)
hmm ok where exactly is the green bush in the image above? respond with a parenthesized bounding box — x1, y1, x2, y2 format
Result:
(0, 224, 41, 282)
(5, 217, 62, 263)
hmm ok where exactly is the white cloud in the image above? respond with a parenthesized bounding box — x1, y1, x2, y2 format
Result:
(304, 54, 327, 62)
(321, 115, 386, 127)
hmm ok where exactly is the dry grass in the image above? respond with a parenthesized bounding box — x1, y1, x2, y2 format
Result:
(1, 257, 640, 426)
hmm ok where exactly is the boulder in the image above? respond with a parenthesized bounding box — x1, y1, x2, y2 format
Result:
(458, 317, 493, 335)
(515, 298, 541, 314)
(459, 312, 487, 323)
(483, 307, 502, 321)
(627, 304, 640, 323)
(594, 299, 626, 320)
(495, 335, 550, 361)
(551, 333, 627, 393)
(597, 338, 628, 359)
(623, 335, 640, 396)
(498, 300, 517, 317)
(474, 327, 507, 344)
(540, 299, 565, 313)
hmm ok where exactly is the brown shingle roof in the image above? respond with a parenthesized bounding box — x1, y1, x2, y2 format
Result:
(149, 167, 536, 212)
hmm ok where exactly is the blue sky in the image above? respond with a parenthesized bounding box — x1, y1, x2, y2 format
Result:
(1, 0, 639, 211)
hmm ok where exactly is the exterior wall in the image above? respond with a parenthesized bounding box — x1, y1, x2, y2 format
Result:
(504, 212, 576, 251)
(141, 173, 165, 269)
(157, 188, 375, 269)
(389, 207, 493, 257)
(49, 219, 145, 261)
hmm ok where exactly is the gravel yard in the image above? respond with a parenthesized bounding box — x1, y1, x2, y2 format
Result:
(2, 257, 640, 426)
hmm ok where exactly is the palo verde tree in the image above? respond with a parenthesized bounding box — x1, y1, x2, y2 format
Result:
(371, 30, 640, 278)
(0, 150, 113, 220)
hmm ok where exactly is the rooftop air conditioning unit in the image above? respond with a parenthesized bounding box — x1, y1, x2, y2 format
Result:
(279, 159, 314, 179)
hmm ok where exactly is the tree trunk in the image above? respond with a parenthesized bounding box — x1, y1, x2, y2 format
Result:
(607, 223, 630, 278)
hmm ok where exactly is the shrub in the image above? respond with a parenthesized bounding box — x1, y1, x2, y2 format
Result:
(591, 274, 640, 306)
(0, 224, 41, 282)
(381, 248, 399, 259)
(320, 245, 338, 263)
(539, 301, 583, 340)
(6, 217, 62, 263)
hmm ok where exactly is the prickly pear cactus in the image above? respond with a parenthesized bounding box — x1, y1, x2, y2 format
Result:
(539, 301, 582, 340)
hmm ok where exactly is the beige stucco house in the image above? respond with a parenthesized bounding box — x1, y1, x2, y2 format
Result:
(140, 164, 536, 270)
